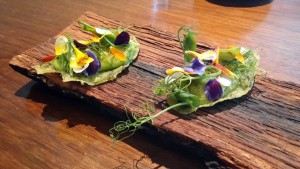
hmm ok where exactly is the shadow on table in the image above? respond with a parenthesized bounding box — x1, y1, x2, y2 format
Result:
(207, 0, 273, 7)
(15, 81, 233, 169)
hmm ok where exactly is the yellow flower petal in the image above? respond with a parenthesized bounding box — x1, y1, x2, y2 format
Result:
(55, 36, 68, 56)
(214, 47, 219, 64)
(77, 34, 106, 46)
(185, 50, 217, 61)
(227, 46, 244, 63)
(69, 54, 77, 68)
(72, 45, 86, 59)
(166, 67, 185, 75)
(70, 45, 94, 72)
(200, 50, 216, 60)
(70, 55, 94, 69)
(110, 46, 126, 61)
(77, 40, 90, 45)
(185, 51, 201, 58)
(90, 36, 100, 43)
(235, 53, 245, 64)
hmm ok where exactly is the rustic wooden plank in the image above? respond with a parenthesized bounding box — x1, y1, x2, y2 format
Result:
(9, 12, 300, 168)
(1, 59, 209, 169)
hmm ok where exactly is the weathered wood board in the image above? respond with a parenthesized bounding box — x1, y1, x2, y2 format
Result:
(9, 12, 300, 168)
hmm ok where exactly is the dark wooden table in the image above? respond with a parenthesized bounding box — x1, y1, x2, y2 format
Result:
(1, 0, 299, 168)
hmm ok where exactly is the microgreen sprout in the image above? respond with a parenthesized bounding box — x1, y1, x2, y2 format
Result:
(109, 25, 261, 142)
(109, 102, 188, 142)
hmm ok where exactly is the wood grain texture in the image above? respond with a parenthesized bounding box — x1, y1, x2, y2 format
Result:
(9, 12, 300, 169)
(1, 58, 210, 169)
(1, 0, 300, 83)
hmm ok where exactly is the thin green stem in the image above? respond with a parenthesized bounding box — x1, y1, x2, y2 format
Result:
(104, 36, 114, 46)
(177, 26, 185, 51)
(141, 102, 188, 124)
(180, 77, 192, 90)
(180, 76, 201, 81)
(77, 20, 97, 34)
(110, 102, 188, 141)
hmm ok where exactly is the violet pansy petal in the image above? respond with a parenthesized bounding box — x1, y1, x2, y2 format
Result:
(114, 31, 130, 45)
(204, 79, 223, 102)
(191, 58, 206, 75)
(183, 67, 194, 73)
(83, 49, 100, 76)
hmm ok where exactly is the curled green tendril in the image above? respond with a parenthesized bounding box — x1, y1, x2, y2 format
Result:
(109, 102, 187, 142)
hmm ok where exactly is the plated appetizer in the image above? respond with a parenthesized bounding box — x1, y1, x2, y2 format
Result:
(34, 21, 140, 85)
(110, 26, 260, 140)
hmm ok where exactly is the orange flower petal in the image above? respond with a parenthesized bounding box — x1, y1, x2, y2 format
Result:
(213, 63, 237, 78)
(109, 46, 126, 61)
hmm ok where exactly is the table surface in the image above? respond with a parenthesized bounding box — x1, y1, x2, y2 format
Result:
(1, 0, 299, 168)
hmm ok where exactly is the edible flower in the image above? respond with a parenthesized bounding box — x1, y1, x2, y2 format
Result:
(90, 34, 106, 43)
(185, 49, 217, 62)
(83, 49, 100, 76)
(166, 67, 186, 75)
(219, 46, 245, 64)
(213, 63, 237, 78)
(204, 79, 223, 102)
(70, 45, 94, 73)
(183, 58, 206, 75)
(213, 47, 219, 64)
(165, 72, 184, 84)
(55, 36, 69, 56)
(42, 55, 56, 62)
(109, 46, 126, 61)
(217, 73, 232, 87)
(227, 46, 245, 64)
(165, 58, 206, 76)
(114, 31, 130, 45)
(74, 34, 106, 48)
(235, 53, 245, 64)
(73, 40, 88, 49)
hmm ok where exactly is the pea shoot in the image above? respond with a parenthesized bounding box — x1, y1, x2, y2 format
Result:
(110, 26, 261, 141)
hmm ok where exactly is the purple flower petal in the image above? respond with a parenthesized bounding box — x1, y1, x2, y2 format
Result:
(114, 31, 130, 45)
(183, 58, 206, 75)
(204, 79, 223, 102)
(183, 67, 194, 73)
(83, 49, 100, 76)
(191, 58, 206, 75)
(73, 40, 88, 49)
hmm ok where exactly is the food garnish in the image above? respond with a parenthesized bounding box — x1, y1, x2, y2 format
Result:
(34, 21, 140, 85)
(110, 26, 261, 141)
